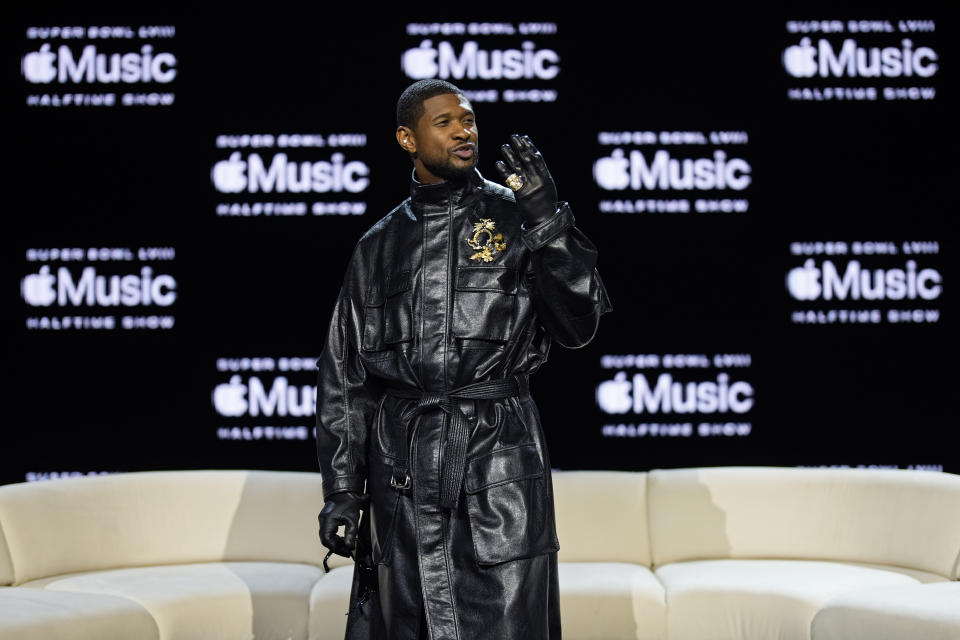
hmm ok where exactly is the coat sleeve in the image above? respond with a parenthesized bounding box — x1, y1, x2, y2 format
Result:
(315, 245, 382, 502)
(521, 202, 613, 349)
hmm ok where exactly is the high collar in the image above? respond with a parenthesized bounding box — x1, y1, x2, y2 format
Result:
(408, 167, 484, 209)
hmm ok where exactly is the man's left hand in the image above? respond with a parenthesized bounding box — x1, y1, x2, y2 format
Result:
(317, 490, 367, 559)
(496, 134, 558, 227)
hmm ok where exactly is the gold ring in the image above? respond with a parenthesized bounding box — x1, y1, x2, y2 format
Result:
(505, 173, 524, 191)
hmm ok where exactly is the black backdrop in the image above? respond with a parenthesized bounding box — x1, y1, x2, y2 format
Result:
(7, 9, 954, 486)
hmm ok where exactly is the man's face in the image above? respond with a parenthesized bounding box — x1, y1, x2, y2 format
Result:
(401, 93, 478, 184)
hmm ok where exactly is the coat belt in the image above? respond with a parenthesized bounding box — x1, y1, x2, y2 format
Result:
(386, 375, 529, 510)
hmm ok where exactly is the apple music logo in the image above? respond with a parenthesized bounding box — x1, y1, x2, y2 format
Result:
(401, 23, 561, 103)
(598, 371, 753, 415)
(594, 149, 751, 192)
(23, 25, 177, 108)
(788, 241, 942, 325)
(213, 375, 315, 418)
(402, 40, 559, 81)
(211, 152, 369, 194)
(21, 266, 176, 307)
(783, 19, 938, 102)
(597, 352, 754, 439)
(786, 259, 941, 302)
(595, 130, 751, 215)
(213, 133, 371, 218)
(22, 246, 177, 331)
(22, 44, 177, 85)
(783, 38, 937, 79)
(213, 356, 318, 441)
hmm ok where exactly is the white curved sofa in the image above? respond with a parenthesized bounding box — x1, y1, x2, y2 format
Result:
(0, 467, 957, 639)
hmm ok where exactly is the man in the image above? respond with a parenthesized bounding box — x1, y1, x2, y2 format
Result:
(316, 78, 611, 639)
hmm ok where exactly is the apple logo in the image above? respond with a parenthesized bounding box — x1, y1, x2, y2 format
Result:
(596, 371, 633, 414)
(21, 265, 57, 306)
(213, 375, 248, 416)
(21, 44, 58, 84)
(402, 40, 439, 79)
(211, 152, 247, 193)
(783, 37, 817, 78)
(786, 259, 822, 300)
(593, 148, 631, 191)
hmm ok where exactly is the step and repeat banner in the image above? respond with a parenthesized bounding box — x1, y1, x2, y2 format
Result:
(6, 11, 953, 485)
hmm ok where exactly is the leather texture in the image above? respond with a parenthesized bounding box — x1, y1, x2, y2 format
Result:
(316, 168, 611, 639)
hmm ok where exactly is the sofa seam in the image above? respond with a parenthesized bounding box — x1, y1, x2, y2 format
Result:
(0, 518, 15, 586)
(645, 469, 655, 570)
(646, 471, 669, 639)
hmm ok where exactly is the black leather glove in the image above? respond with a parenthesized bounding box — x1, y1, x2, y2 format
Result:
(317, 490, 367, 558)
(495, 134, 559, 228)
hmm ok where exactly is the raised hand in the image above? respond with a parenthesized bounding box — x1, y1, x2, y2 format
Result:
(495, 134, 559, 227)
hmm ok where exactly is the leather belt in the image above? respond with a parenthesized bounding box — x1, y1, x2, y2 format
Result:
(386, 375, 529, 510)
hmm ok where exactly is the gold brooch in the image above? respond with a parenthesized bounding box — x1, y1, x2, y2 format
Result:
(466, 218, 507, 262)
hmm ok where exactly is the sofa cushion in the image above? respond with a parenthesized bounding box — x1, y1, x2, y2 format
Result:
(308, 565, 354, 640)
(811, 581, 960, 640)
(0, 470, 343, 584)
(553, 471, 650, 564)
(655, 559, 940, 640)
(21, 561, 323, 640)
(558, 562, 666, 640)
(647, 467, 960, 577)
(0, 586, 159, 639)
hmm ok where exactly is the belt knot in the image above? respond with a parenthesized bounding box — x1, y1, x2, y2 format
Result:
(417, 392, 448, 411)
(386, 375, 528, 511)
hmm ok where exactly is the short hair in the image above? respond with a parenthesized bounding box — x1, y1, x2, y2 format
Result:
(396, 79, 466, 129)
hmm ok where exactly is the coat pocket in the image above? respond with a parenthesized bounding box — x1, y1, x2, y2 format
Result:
(464, 443, 558, 565)
(362, 269, 412, 352)
(452, 266, 517, 344)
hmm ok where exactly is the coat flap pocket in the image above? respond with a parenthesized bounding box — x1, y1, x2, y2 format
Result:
(386, 269, 411, 297)
(366, 270, 411, 306)
(456, 266, 517, 294)
(465, 443, 543, 494)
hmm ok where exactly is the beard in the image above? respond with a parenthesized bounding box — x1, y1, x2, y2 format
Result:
(419, 148, 479, 183)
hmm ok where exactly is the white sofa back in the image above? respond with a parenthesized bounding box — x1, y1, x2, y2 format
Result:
(3, 467, 958, 587)
(0, 470, 341, 586)
(552, 470, 650, 565)
(647, 467, 960, 578)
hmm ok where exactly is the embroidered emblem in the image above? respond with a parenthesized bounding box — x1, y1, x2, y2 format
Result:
(466, 218, 507, 263)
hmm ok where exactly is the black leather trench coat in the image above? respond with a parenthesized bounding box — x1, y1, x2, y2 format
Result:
(316, 168, 611, 640)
